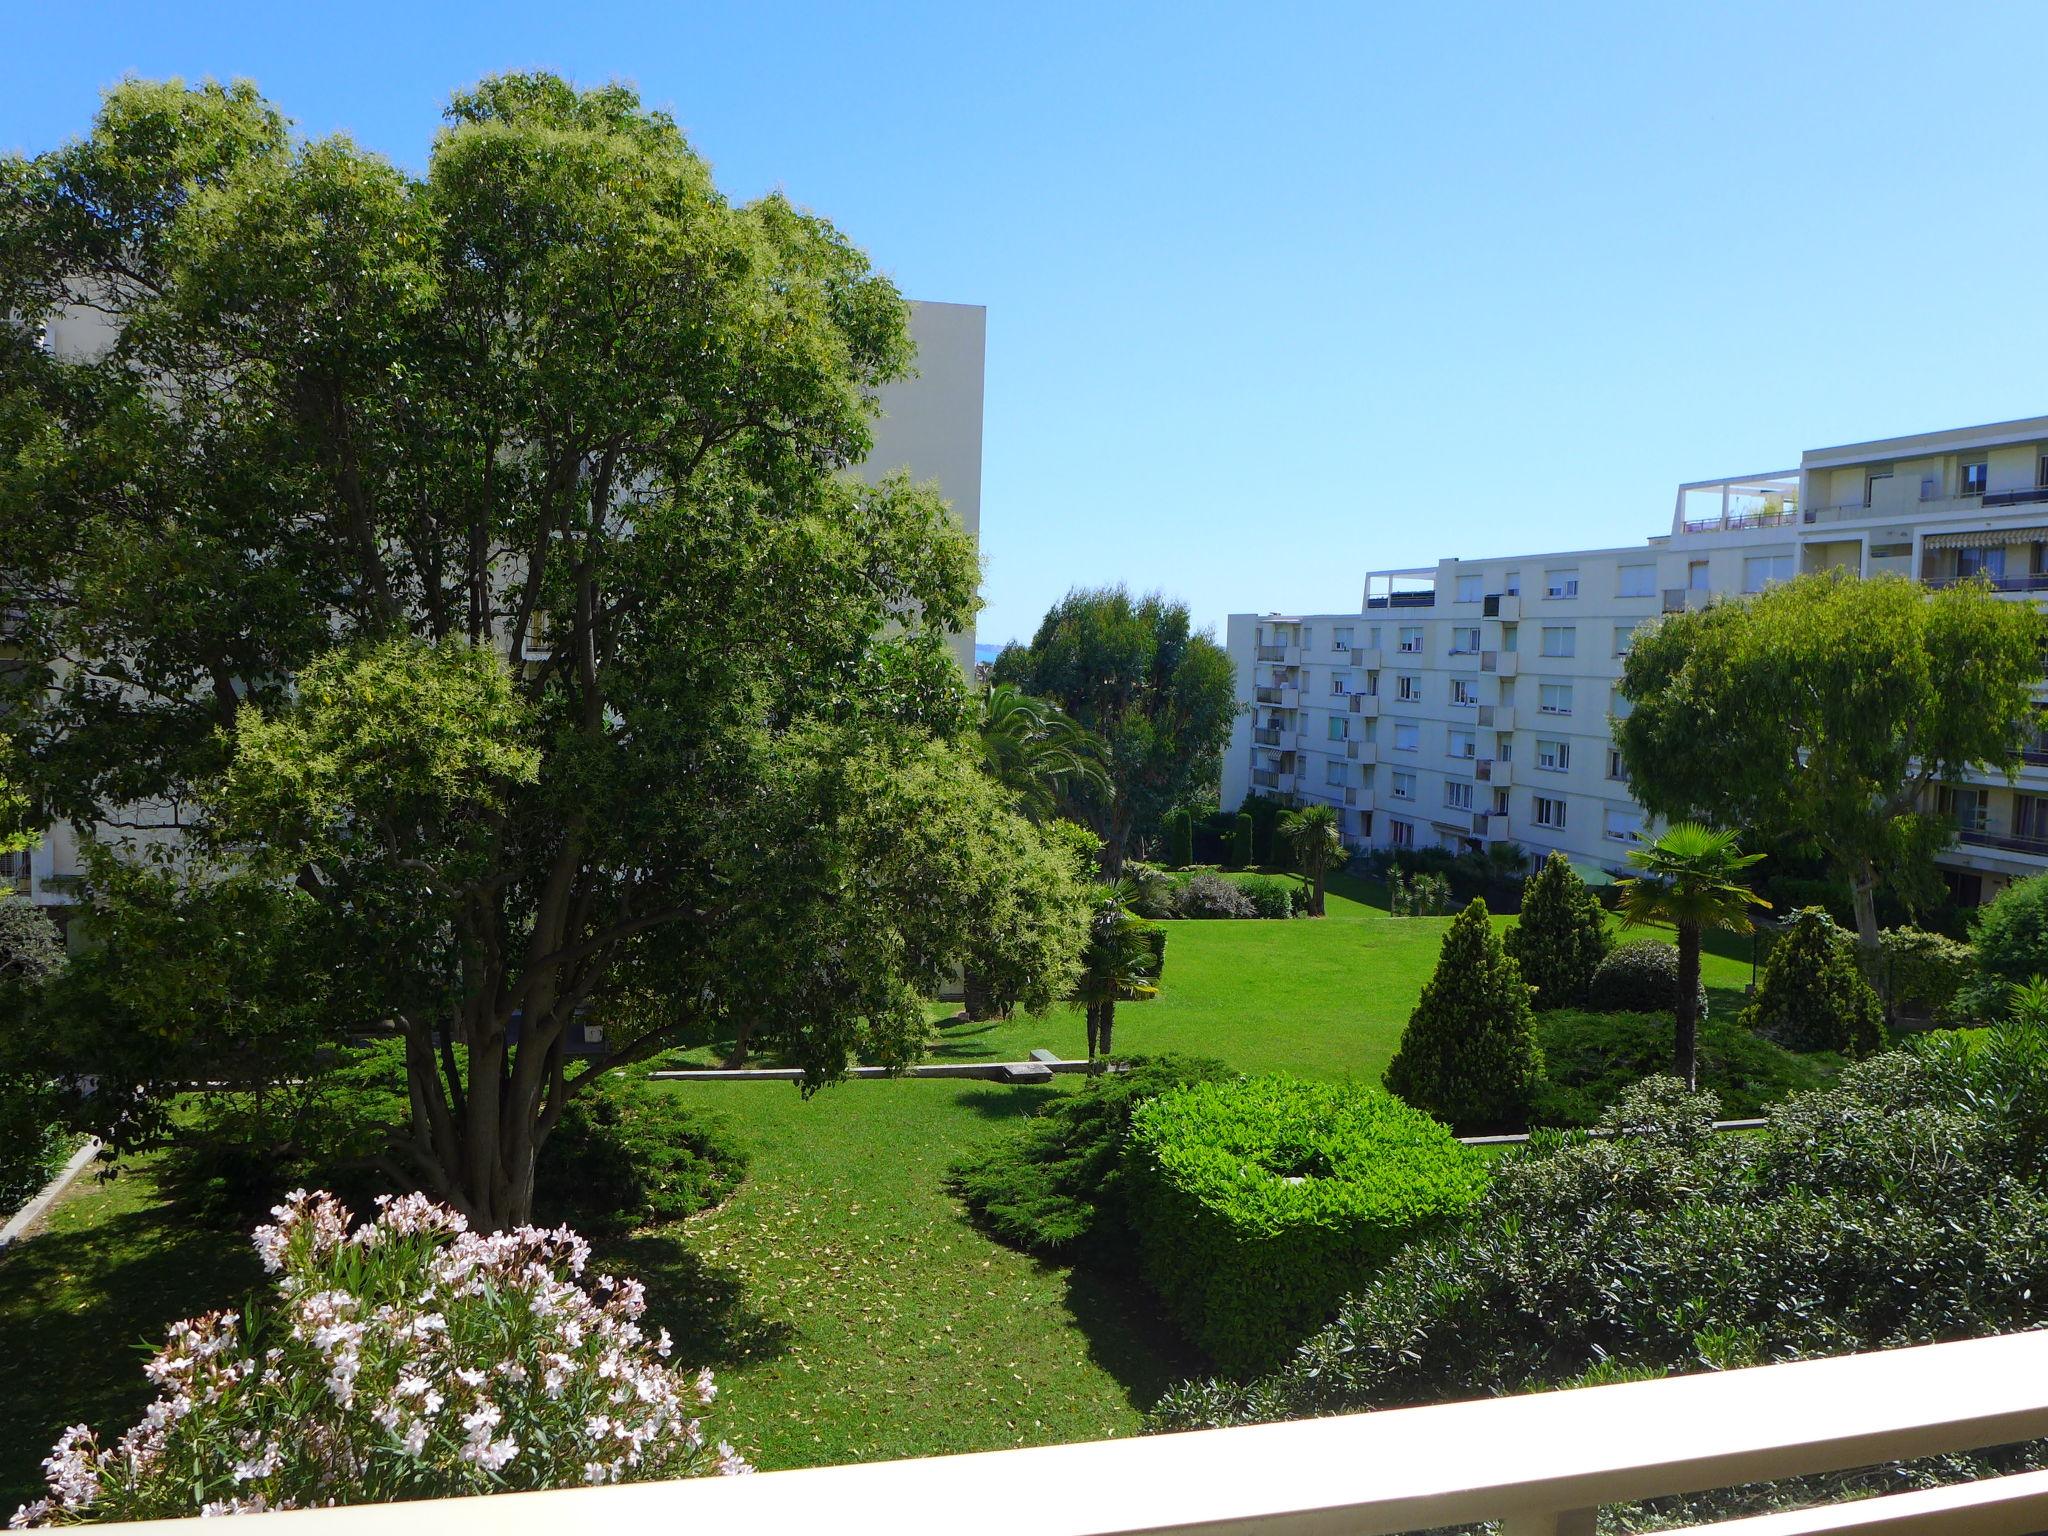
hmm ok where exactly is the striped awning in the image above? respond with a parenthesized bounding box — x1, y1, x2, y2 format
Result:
(1922, 527, 2048, 550)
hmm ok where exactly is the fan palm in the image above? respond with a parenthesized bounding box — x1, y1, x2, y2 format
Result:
(976, 684, 1110, 824)
(1072, 878, 1162, 1064)
(1278, 803, 1344, 916)
(1615, 822, 1770, 1090)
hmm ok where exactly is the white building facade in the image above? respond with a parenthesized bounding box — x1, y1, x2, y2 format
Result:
(1223, 414, 2048, 905)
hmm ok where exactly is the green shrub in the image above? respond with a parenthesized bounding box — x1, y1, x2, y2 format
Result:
(1504, 853, 1610, 1009)
(0, 1074, 71, 1215)
(1529, 1009, 1837, 1126)
(1877, 927, 1973, 1023)
(1384, 899, 1540, 1132)
(1163, 808, 1194, 870)
(0, 898, 64, 983)
(1588, 938, 1708, 1017)
(1154, 1029, 2048, 1522)
(1237, 874, 1299, 920)
(1176, 871, 1256, 918)
(1124, 863, 1182, 920)
(1126, 1075, 1486, 1376)
(1226, 811, 1254, 871)
(1749, 907, 1885, 1057)
(534, 1082, 747, 1236)
(946, 1055, 1235, 1266)
(1964, 874, 2048, 1019)
(1240, 795, 1281, 866)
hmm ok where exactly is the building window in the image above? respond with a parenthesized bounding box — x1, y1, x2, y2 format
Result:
(1450, 626, 1481, 654)
(1456, 573, 1485, 603)
(1504, 570, 1521, 596)
(1540, 625, 1576, 658)
(1687, 559, 1710, 592)
(1328, 714, 1350, 741)
(1539, 682, 1573, 715)
(1331, 670, 1352, 695)
(1607, 748, 1628, 781)
(1398, 626, 1425, 653)
(1603, 807, 1644, 843)
(1533, 795, 1567, 829)
(1612, 687, 1634, 720)
(1393, 721, 1420, 752)
(1444, 779, 1473, 810)
(1613, 621, 1637, 655)
(1391, 771, 1416, 800)
(1326, 760, 1348, 787)
(1958, 545, 2006, 579)
(1617, 563, 1655, 598)
(1448, 728, 1476, 759)
(1333, 626, 1353, 649)
(1301, 627, 1313, 649)
(1536, 738, 1570, 772)
(1491, 787, 1510, 816)
(1450, 677, 1479, 707)
(1362, 670, 1379, 696)
(1391, 818, 1414, 849)
(1962, 460, 1988, 497)
(1545, 568, 1580, 599)
(1497, 738, 1513, 762)
(1397, 674, 1421, 702)
(1865, 470, 1892, 507)
(1742, 553, 1793, 593)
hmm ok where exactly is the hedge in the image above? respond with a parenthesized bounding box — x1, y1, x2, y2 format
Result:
(1125, 1076, 1487, 1376)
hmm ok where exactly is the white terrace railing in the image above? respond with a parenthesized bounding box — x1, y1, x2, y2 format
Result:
(103, 1331, 2048, 1536)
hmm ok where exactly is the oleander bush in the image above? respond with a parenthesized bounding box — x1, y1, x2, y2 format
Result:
(1125, 1075, 1487, 1376)
(1529, 1009, 1837, 1127)
(1588, 938, 1708, 1017)
(9, 1190, 747, 1526)
(1748, 907, 1885, 1057)
(946, 1054, 1235, 1267)
(1154, 1029, 2048, 1526)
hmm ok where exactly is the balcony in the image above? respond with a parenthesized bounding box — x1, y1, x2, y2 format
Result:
(1957, 823, 2048, 859)
(1474, 810, 1509, 837)
(1255, 645, 1285, 662)
(1348, 740, 1375, 764)
(1349, 693, 1380, 718)
(1476, 756, 1512, 786)
(1253, 727, 1281, 747)
(1478, 704, 1515, 731)
(1253, 686, 1281, 705)
(1483, 592, 1522, 621)
(1251, 769, 1279, 790)
(1479, 650, 1520, 677)
(1365, 590, 1436, 610)
(1924, 571, 2048, 594)
(1349, 646, 1382, 669)
(1663, 589, 1709, 614)
(1279, 686, 1300, 709)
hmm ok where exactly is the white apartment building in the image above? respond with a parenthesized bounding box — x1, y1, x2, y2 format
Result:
(1223, 414, 2048, 907)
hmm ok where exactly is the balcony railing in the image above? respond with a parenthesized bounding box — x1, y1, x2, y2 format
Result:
(1251, 769, 1279, 789)
(1958, 824, 2048, 858)
(1984, 485, 2048, 508)
(1680, 508, 1798, 534)
(1253, 727, 1281, 746)
(156, 1332, 2048, 1536)
(1366, 590, 1436, 610)
(1255, 645, 1286, 661)
(1924, 572, 2048, 594)
(1254, 686, 1281, 704)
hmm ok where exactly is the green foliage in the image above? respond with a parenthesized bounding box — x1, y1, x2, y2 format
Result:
(1588, 939, 1709, 1016)
(1964, 874, 2048, 1020)
(533, 1083, 747, 1237)
(1529, 1009, 1837, 1127)
(1126, 1075, 1486, 1376)
(1387, 868, 1453, 917)
(1155, 1030, 2048, 1521)
(1384, 899, 1540, 1132)
(1876, 927, 1973, 1022)
(1504, 853, 1610, 1008)
(0, 899, 64, 984)
(1277, 803, 1342, 916)
(990, 589, 1238, 861)
(946, 1055, 1234, 1266)
(1616, 571, 2048, 941)
(1235, 874, 1301, 920)
(1749, 908, 1886, 1057)
(0, 73, 1087, 1226)
(1175, 872, 1257, 919)
(0, 1074, 69, 1215)
(976, 684, 1111, 824)
(1237, 795, 1281, 867)
(1162, 808, 1194, 870)
(1225, 812, 1252, 871)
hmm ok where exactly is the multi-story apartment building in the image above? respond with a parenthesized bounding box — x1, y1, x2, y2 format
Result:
(1223, 414, 2048, 906)
(3, 300, 986, 913)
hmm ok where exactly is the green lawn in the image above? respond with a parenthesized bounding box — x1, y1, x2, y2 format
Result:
(0, 876, 1770, 1501)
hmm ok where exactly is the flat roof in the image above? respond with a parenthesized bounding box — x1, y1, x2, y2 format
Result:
(1802, 414, 2048, 469)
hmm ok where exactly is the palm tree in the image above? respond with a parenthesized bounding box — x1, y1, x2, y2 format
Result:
(1278, 804, 1344, 917)
(976, 683, 1110, 825)
(1615, 822, 1770, 1090)
(1072, 879, 1162, 1064)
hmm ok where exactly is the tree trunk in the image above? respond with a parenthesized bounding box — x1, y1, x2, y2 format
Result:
(1099, 997, 1116, 1061)
(1085, 1001, 1100, 1061)
(1849, 860, 1882, 951)
(1311, 867, 1327, 917)
(1675, 921, 1702, 1092)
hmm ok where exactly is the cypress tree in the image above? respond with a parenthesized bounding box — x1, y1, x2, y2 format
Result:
(1164, 808, 1194, 869)
(1750, 907, 1885, 1056)
(1225, 812, 1253, 871)
(1386, 898, 1540, 1132)
(1504, 852, 1611, 1010)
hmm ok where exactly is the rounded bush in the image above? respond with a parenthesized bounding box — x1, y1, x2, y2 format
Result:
(534, 1084, 747, 1236)
(1588, 939, 1708, 1017)
(1236, 874, 1299, 920)
(1175, 871, 1256, 919)
(1126, 1075, 1487, 1376)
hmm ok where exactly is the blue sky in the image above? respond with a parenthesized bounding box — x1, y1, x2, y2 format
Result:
(8, 2, 2048, 647)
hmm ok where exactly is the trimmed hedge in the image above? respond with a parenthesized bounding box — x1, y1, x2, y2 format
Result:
(1163, 808, 1194, 870)
(1125, 1076, 1487, 1376)
(1589, 938, 1708, 1017)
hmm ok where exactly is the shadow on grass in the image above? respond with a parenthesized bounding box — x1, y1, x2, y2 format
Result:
(945, 1085, 1064, 1121)
(0, 1200, 261, 1513)
(596, 1228, 794, 1372)
(1055, 1257, 1208, 1411)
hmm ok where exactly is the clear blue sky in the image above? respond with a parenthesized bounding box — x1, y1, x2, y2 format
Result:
(8, 1, 2047, 647)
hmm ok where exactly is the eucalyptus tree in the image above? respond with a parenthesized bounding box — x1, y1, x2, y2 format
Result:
(0, 75, 1087, 1226)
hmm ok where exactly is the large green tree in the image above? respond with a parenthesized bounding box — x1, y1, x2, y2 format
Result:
(975, 682, 1109, 824)
(991, 587, 1237, 869)
(1616, 570, 2045, 947)
(0, 76, 1087, 1226)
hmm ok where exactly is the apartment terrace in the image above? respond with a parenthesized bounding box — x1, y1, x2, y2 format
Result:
(107, 1332, 2048, 1536)
(1364, 568, 1436, 610)
(1671, 471, 1800, 536)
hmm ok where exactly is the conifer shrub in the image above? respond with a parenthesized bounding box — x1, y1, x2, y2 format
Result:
(1504, 852, 1610, 1009)
(1163, 808, 1194, 870)
(1588, 938, 1708, 1017)
(1226, 811, 1254, 871)
(1125, 1076, 1486, 1376)
(1383, 899, 1541, 1131)
(1749, 907, 1886, 1057)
